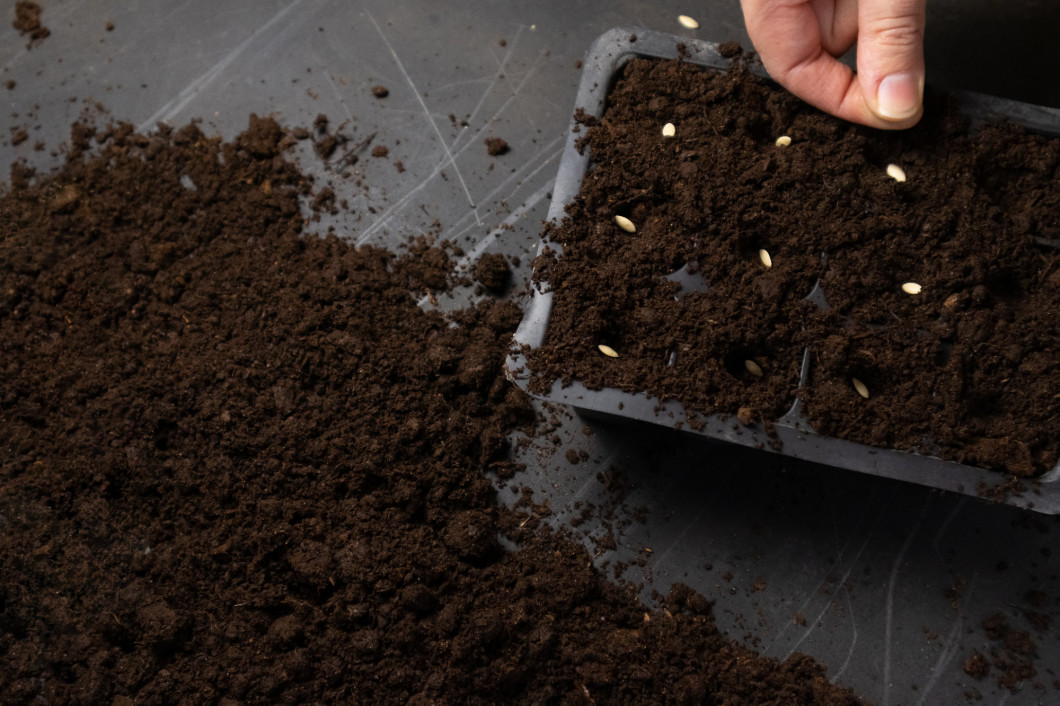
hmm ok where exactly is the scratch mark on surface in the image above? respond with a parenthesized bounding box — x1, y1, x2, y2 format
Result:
(376, 107, 459, 121)
(764, 493, 886, 659)
(456, 179, 554, 266)
(932, 496, 967, 561)
(415, 178, 554, 311)
(356, 47, 551, 244)
(915, 572, 978, 705)
(441, 137, 563, 242)
(365, 9, 478, 217)
(453, 46, 550, 154)
(829, 585, 859, 682)
(882, 495, 932, 706)
(137, 0, 305, 131)
(322, 69, 354, 124)
(455, 25, 524, 148)
(783, 514, 880, 661)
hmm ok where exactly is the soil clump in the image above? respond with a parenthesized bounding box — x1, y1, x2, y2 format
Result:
(485, 136, 510, 156)
(13, 1, 49, 44)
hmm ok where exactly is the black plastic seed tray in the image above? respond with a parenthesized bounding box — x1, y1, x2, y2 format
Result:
(505, 27, 1060, 514)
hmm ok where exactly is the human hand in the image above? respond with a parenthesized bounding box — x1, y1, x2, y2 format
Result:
(740, 0, 927, 129)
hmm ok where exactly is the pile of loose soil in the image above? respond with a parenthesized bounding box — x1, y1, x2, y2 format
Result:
(0, 117, 861, 703)
(528, 56, 1060, 476)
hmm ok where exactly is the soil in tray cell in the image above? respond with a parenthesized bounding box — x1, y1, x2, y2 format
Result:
(528, 55, 1060, 476)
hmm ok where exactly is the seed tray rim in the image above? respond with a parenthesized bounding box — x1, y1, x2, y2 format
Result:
(505, 27, 1060, 514)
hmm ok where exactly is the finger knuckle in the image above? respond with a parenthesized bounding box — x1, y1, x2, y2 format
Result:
(872, 17, 924, 48)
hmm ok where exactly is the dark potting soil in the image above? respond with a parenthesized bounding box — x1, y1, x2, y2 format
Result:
(474, 251, 511, 293)
(528, 56, 1060, 477)
(0, 117, 862, 704)
(485, 137, 510, 156)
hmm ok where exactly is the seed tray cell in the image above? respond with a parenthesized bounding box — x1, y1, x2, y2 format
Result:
(505, 27, 1060, 514)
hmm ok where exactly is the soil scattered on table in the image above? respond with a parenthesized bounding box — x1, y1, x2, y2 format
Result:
(528, 56, 1060, 477)
(372, 84, 389, 98)
(485, 136, 510, 156)
(474, 252, 511, 293)
(13, 1, 49, 44)
(0, 117, 862, 704)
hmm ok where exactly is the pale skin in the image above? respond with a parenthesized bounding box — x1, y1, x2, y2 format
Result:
(740, 0, 928, 129)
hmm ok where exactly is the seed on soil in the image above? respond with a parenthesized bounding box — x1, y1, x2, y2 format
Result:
(775, 135, 792, 147)
(598, 344, 619, 358)
(886, 164, 907, 182)
(744, 359, 764, 377)
(852, 378, 870, 399)
(661, 122, 676, 137)
(677, 15, 699, 29)
(758, 248, 772, 268)
(901, 282, 922, 295)
(614, 215, 636, 233)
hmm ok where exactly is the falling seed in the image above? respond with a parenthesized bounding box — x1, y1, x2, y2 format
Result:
(901, 282, 922, 295)
(852, 378, 870, 399)
(598, 344, 619, 358)
(677, 15, 699, 29)
(662, 122, 676, 138)
(758, 249, 773, 268)
(886, 164, 907, 182)
(775, 135, 792, 147)
(614, 215, 636, 233)
(744, 360, 764, 377)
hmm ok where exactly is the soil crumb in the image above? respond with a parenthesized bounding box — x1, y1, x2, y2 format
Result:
(372, 85, 389, 98)
(475, 252, 511, 293)
(13, 1, 49, 43)
(485, 137, 510, 156)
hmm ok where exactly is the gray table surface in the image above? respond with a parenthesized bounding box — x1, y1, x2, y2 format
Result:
(3, 2, 1058, 704)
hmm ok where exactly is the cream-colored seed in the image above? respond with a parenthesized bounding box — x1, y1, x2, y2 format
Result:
(852, 378, 870, 399)
(886, 164, 907, 182)
(662, 122, 676, 138)
(758, 248, 773, 268)
(614, 215, 636, 233)
(598, 344, 619, 358)
(775, 135, 792, 147)
(745, 360, 764, 377)
(901, 282, 922, 295)
(677, 15, 699, 29)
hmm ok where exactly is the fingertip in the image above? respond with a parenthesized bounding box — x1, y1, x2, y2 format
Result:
(874, 72, 924, 121)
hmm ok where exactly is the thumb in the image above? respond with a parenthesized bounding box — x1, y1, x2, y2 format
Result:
(857, 0, 927, 125)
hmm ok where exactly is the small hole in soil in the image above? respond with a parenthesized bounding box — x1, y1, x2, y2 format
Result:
(723, 349, 765, 378)
(934, 341, 953, 367)
(848, 368, 877, 391)
(986, 267, 1023, 302)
